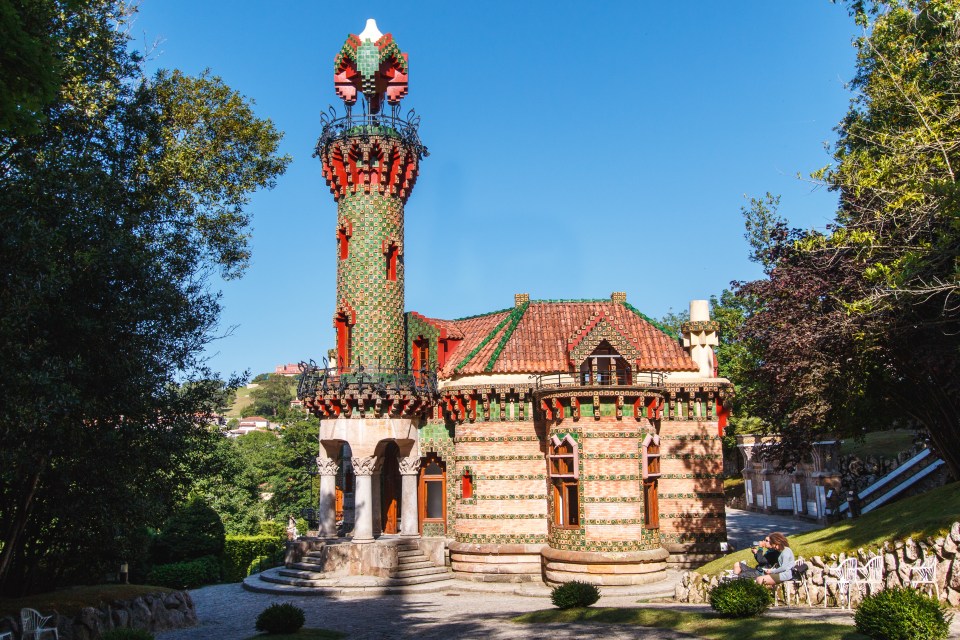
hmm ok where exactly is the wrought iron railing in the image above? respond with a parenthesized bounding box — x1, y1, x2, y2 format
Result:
(533, 370, 665, 390)
(297, 360, 438, 400)
(314, 106, 429, 159)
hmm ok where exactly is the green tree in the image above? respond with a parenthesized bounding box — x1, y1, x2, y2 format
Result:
(735, 0, 960, 474)
(0, 0, 289, 594)
(244, 374, 295, 418)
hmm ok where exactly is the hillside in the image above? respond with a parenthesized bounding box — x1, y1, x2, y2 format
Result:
(699, 480, 960, 575)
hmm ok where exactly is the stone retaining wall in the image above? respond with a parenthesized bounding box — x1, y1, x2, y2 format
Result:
(0, 590, 196, 640)
(676, 522, 960, 607)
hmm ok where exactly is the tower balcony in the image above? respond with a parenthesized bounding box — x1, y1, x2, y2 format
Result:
(296, 360, 438, 420)
(315, 109, 428, 159)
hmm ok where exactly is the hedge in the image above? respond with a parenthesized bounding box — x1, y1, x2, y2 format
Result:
(223, 534, 285, 583)
(147, 555, 220, 589)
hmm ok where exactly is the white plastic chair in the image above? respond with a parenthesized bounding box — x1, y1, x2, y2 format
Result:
(848, 555, 884, 607)
(20, 608, 59, 639)
(823, 557, 858, 608)
(0, 630, 12, 640)
(910, 556, 939, 600)
(774, 556, 811, 606)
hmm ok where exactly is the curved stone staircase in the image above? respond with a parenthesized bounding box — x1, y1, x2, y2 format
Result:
(243, 538, 454, 595)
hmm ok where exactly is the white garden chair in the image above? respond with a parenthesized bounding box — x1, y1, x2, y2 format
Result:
(910, 556, 939, 600)
(20, 608, 59, 639)
(774, 556, 811, 606)
(823, 557, 858, 608)
(848, 555, 884, 607)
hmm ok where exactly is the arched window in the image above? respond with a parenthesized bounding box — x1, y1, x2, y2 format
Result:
(419, 453, 447, 533)
(641, 434, 661, 529)
(548, 435, 579, 528)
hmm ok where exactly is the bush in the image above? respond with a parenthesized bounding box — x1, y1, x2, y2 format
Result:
(147, 555, 220, 589)
(708, 578, 772, 618)
(223, 534, 286, 582)
(152, 497, 226, 564)
(550, 581, 601, 609)
(854, 587, 951, 640)
(247, 552, 284, 576)
(255, 603, 305, 634)
(258, 520, 285, 538)
(101, 630, 155, 640)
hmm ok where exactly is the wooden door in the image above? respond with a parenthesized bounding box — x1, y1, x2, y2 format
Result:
(381, 442, 401, 534)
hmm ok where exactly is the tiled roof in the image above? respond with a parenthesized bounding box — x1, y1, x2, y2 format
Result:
(433, 300, 697, 377)
(408, 311, 464, 340)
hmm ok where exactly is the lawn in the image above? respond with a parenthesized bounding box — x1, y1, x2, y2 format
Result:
(226, 384, 256, 418)
(514, 607, 868, 639)
(838, 429, 917, 458)
(698, 480, 960, 576)
(0, 584, 172, 618)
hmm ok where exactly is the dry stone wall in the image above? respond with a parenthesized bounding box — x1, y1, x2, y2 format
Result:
(0, 590, 195, 640)
(676, 521, 960, 607)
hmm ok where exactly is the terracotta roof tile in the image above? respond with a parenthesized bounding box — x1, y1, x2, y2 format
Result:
(426, 301, 697, 378)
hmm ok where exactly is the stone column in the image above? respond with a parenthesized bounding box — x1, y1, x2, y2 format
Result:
(371, 461, 383, 537)
(351, 456, 378, 543)
(317, 457, 339, 538)
(399, 458, 421, 537)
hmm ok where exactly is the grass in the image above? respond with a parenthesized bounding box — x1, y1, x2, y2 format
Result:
(0, 584, 172, 618)
(245, 630, 345, 640)
(839, 429, 917, 458)
(226, 384, 256, 418)
(514, 607, 868, 639)
(698, 480, 960, 576)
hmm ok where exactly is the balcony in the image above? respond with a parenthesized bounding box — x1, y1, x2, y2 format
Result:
(314, 108, 428, 159)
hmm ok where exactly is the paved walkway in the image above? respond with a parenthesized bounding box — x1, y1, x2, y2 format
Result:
(156, 509, 960, 639)
(724, 508, 821, 551)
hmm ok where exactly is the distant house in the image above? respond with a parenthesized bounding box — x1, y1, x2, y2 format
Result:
(275, 363, 301, 377)
(226, 415, 275, 438)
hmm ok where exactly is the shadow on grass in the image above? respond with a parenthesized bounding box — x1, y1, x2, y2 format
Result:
(514, 607, 870, 640)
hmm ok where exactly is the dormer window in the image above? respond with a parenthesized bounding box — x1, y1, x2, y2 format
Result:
(579, 340, 632, 385)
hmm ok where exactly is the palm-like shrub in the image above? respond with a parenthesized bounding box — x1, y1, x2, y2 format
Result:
(550, 580, 601, 609)
(708, 578, 772, 618)
(854, 587, 951, 640)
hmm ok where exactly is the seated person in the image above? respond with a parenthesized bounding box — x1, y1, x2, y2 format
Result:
(754, 532, 796, 588)
(732, 534, 781, 579)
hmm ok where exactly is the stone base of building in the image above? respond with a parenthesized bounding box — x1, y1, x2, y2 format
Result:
(541, 546, 669, 586)
(449, 542, 544, 582)
(285, 537, 446, 579)
(662, 542, 724, 569)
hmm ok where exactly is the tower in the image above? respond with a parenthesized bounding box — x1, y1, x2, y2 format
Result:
(316, 19, 427, 370)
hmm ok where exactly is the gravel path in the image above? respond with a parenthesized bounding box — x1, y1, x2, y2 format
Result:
(156, 582, 697, 639)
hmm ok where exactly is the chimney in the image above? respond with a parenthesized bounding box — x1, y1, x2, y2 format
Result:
(611, 292, 627, 304)
(682, 300, 719, 377)
(515, 293, 530, 307)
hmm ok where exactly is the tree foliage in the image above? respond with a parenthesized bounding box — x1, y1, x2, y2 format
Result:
(735, 0, 960, 475)
(0, 0, 289, 594)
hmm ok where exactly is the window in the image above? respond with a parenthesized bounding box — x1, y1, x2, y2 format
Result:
(461, 469, 473, 499)
(548, 435, 579, 528)
(419, 453, 446, 532)
(385, 245, 398, 281)
(337, 221, 351, 260)
(335, 312, 352, 369)
(579, 341, 632, 385)
(642, 434, 661, 529)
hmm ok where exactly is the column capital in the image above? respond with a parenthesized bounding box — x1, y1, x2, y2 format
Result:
(317, 457, 339, 476)
(351, 455, 379, 476)
(398, 457, 421, 476)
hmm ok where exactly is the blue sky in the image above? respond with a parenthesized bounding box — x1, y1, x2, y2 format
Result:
(134, 1, 860, 379)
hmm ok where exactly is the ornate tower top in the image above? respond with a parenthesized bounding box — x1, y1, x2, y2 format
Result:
(334, 18, 409, 115)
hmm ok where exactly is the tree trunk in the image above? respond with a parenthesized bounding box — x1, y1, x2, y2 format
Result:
(0, 457, 46, 593)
